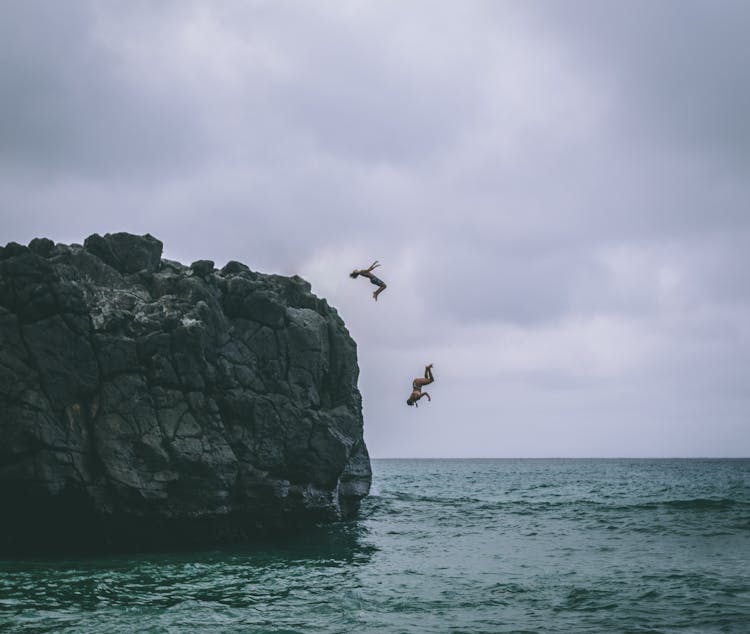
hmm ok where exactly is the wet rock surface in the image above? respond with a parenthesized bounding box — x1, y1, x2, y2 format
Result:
(0, 233, 370, 553)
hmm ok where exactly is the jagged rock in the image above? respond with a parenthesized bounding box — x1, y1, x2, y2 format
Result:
(190, 259, 215, 278)
(0, 233, 370, 553)
(82, 232, 163, 275)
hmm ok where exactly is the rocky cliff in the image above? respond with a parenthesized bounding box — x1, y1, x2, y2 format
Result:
(0, 233, 371, 553)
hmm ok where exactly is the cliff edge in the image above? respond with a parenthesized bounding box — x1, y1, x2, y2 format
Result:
(0, 233, 371, 552)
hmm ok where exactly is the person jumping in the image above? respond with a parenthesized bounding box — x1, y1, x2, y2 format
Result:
(407, 364, 434, 407)
(350, 260, 387, 301)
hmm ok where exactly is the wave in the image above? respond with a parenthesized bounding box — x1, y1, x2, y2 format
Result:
(437, 497, 750, 519)
(374, 490, 484, 506)
(622, 497, 748, 512)
(364, 492, 750, 526)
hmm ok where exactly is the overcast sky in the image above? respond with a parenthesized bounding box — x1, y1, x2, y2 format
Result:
(2, 0, 748, 457)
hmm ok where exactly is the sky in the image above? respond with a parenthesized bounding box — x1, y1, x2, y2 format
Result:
(1, 0, 748, 458)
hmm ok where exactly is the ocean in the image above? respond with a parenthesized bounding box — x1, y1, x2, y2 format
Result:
(1, 459, 749, 633)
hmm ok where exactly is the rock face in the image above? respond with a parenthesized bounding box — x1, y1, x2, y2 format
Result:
(0, 233, 371, 553)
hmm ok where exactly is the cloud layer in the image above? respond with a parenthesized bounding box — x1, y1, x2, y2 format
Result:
(2, 0, 748, 456)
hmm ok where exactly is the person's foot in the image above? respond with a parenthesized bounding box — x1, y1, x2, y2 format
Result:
(373, 292, 378, 301)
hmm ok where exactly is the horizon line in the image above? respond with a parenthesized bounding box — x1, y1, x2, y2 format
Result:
(370, 456, 750, 460)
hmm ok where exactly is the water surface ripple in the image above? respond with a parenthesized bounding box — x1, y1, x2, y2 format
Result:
(1, 459, 749, 632)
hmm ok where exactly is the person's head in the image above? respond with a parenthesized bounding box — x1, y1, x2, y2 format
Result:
(406, 396, 415, 406)
(350, 270, 359, 278)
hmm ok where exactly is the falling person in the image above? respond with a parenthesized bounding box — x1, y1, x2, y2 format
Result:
(350, 260, 387, 301)
(407, 364, 434, 407)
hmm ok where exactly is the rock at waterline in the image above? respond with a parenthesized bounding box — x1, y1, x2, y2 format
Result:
(0, 233, 371, 553)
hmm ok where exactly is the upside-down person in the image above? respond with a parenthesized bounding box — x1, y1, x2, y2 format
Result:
(407, 364, 434, 407)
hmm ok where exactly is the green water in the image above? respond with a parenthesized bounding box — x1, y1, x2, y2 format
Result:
(2, 459, 749, 632)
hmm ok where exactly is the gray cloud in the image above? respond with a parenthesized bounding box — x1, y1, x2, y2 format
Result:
(529, 0, 750, 170)
(1, 0, 748, 457)
(0, 2, 211, 179)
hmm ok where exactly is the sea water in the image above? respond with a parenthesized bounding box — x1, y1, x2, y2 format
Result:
(1, 459, 749, 633)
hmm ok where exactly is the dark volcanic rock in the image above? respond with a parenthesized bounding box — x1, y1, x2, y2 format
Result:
(0, 233, 370, 553)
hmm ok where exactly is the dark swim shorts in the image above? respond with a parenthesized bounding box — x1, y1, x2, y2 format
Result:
(369, 275, 384, 287)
